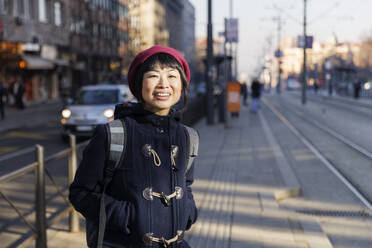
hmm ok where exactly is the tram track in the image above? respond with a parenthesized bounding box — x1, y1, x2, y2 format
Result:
(292, 92, 372, 119)
(277, 96, 372, 160)
(263, 97, 372, 213)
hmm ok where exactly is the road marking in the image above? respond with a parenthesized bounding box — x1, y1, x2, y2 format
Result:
(5, 131, 48, 140)
(0, 147, 19, 156)
(0, 146, 35, 163)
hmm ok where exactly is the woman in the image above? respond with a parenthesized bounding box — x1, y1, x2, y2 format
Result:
(69, 45, 198, 248)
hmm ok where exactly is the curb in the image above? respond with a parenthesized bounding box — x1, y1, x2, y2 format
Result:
(259, 108, 302, 201)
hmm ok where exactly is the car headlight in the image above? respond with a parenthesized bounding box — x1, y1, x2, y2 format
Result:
(103, 108, 114, 118)
(62, 109, 71, 118)
(365, 82, 371, 90)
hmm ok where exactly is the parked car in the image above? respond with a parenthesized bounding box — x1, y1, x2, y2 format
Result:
(60, 84, 134, 141)
(286, 78, 300, 90)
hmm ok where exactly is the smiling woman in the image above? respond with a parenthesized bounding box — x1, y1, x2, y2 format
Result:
(69, 46, 199, 248)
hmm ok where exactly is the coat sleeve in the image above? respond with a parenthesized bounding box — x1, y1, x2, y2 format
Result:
(68, 125, 133, 234)
(185, 160, 198, 230)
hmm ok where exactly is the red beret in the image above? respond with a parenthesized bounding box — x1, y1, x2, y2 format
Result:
(127, 45, 191, 94)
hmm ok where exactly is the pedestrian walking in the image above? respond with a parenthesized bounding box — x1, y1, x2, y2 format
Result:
(7, 77, 15, 106)
(353, 80, 362, 99)
(241, 82, 248, 106)
(250, 78, 261, 113)
(69, 45, 199, 248)
(15, 79, 25, 109)
(0, 81, 6, 120)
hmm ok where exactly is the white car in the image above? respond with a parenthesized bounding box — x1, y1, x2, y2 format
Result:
(61, 84, 134, 140)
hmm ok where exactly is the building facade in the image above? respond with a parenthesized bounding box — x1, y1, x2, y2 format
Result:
(0, 0, 71, 104)
(128, 0, 168, 58)
(68, 0, 129, 88)
(262, 35, 363, 90)
(0, 0, 129, 105)
(128, 0, 196, 77)
(181, 0, 195, 76)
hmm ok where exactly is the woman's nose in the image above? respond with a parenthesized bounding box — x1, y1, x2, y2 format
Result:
(158, 74, 169, 88)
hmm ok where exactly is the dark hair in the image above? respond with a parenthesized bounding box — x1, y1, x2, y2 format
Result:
(133, 53, 189, 110)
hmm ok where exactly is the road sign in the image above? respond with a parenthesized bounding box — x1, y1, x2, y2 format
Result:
(274, 49, 283, 58)
(297, 35, 313, 49)
(225, 18, 238, 43)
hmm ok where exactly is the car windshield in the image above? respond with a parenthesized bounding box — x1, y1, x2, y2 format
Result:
(73, 89, 119, 105)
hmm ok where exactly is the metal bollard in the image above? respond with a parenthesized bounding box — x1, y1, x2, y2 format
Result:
(68, 135, 80, 232)
(35, 145, 47, 248)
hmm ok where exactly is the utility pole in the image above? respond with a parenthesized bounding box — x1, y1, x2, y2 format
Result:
(302, 0, 307, 105)
(229, 0, 233, 80)
(206, 0, 214, 125)
(276, 14, 282, 94)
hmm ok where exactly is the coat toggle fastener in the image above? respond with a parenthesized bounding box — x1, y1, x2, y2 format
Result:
(143, 230, 185, 247)
(142, 187, 184, 207)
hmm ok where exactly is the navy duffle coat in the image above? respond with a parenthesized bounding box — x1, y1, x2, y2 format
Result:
(69, 103, 198, 247)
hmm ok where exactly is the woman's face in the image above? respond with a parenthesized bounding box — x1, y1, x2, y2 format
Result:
(142, 63, 182, 116)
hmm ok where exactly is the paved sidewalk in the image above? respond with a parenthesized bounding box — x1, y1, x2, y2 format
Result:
(32, 102, 334, 248)
(0, 101, 62, 133)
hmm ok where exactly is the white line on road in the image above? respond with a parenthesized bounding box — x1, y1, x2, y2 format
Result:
(0, 147, 35, 163)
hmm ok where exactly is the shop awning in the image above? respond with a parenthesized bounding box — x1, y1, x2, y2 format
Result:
(22, 55, 54, 70)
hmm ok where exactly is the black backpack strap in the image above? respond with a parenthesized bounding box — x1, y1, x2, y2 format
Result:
(183, 125, 199, 175)
(97, 119, 126, 248)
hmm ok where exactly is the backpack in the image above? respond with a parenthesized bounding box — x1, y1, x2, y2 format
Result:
(97, 119, 199, 248)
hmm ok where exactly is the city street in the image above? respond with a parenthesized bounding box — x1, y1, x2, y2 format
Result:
(1, 92, 372, 247)
(3, 0, 372, 247)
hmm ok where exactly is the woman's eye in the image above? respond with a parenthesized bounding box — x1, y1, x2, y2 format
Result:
(147, 74, 158, 78)
(169, 75, 177, 78)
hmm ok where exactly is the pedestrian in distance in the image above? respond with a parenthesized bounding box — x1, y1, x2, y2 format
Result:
(353, 79, 362, 99)
(69, 45, 199, 248)
(240, 82, 248, 106)
(15, 79, 25, 109)
(250, 78, 261, 113)
(0, 81, 6, 120)
(7, 77, 15, 106)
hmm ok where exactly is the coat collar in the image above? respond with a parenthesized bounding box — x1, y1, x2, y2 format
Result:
(114, 102, 182, 128)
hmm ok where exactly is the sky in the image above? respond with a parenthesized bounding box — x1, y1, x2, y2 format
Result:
(189, 0, 372, 80)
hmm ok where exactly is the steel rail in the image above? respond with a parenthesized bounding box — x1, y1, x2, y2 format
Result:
(280, 96, 372, 160)
(263, 98, 372, 212)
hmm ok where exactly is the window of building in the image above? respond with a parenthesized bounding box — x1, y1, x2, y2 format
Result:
(38, 0, 47, 22)
(54, 2, 62, 26)
(46, 0, 53, 22)
(24, 0, 32, 19)
(93, 23, 99, 36)
(13, 0, 25, 17)
(0, 0, 10, 14)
